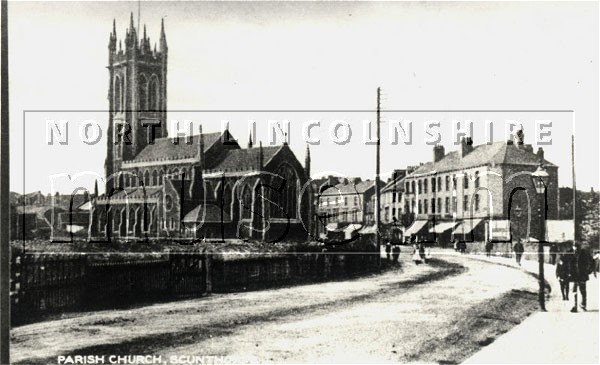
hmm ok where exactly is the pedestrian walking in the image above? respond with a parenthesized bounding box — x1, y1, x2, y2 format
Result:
(485, 240, 493, 257)
(549, 243, 558, 265)
(392, 244, 401, 262)
(555, 254, 570, 301)
(425, 244, 432, 263)
(459, 241, 467, 254)
(419, 242, 426, 261)
(513, 239, 524, 266)
(569, 242, 595, 312)
(412, 244, 423, 265)
(385, 242, 392, 261)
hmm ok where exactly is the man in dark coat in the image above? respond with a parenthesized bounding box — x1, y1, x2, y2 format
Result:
(569, 242, 594, 312)
(549, 243, 558, 265)
(555, 253, 570, 300)
(513, 239, 525, 266)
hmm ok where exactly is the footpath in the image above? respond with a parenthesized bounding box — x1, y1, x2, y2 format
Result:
(462, 252, 599, 364)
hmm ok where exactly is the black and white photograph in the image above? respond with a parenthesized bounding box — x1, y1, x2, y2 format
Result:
(0, 1, 599, 364)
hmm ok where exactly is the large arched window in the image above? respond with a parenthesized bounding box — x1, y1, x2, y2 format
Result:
(149, 75, 159, 110)
(152, 170, 158, 186)
(138, 74, 148, 111)
(271, 164, 298, 219)
(217, 184, 232, 214)
(240, 184, 252, 219)
(144, 170, 150, 186)
(114, 75, 123, 112)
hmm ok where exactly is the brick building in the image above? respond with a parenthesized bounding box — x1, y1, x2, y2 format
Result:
(400, 130, 558, 243)
(89, 17, 311, 242)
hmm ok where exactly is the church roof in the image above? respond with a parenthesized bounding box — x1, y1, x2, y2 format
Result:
(131, 132, 223, 162)
(410, 141, 555, 176)
(209, 146, 281, 172)
(108, 187, 163, 200)
(182, 204, 231, 223)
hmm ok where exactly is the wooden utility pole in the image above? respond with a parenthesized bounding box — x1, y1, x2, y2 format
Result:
(375, 87, 381, 267)
(572, 134, 577, 242)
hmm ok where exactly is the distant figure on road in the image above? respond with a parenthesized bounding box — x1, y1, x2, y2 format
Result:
(513, 239, 524, 266)
(392, 245, 401, 262)
(555, 254, 571, 301)
(459, 241, 467, 254)
(425, 244, 432, 264)
(385, 242, 392, 261)
(569, 242, 595, 312)
(419, 243, 426, 261)
(412, 244, 423, 265)
(549, 243, 558, 265)
(485, 240, 493, 257)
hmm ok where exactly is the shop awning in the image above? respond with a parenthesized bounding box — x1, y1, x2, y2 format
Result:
(344, 224, 362, 239)
(452, 219, 483, 236)
(404, 220, 428, 237)
(359, 225, 377, 234)
(429, 221, 457, 234)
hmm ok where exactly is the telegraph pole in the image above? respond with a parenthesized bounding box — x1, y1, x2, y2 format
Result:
(375, 87, 381, 267)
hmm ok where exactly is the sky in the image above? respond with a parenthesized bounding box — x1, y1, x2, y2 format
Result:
(7, 1, 599, 195)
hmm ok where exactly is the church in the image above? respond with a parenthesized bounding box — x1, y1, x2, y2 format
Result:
(89, 15, 312, 242)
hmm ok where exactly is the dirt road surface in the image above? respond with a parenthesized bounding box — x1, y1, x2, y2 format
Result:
(11, 251, 539, 364)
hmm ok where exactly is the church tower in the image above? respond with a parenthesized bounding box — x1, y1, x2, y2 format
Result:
(105, 14, 168, 191)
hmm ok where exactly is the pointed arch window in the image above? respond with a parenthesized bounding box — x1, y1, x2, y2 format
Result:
(152, 170, 158, 186)
(240, 184, 253, 219)
(149, 75, 159, 111)
(271, 164, 298, 219)
(139, 74, 148, 111)
(114, 75, 123, 112)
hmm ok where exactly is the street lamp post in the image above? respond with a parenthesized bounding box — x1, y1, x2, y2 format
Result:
(531, 164, 550, 311)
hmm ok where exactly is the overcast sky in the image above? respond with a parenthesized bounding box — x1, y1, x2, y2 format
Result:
(8, 1, 599, 194)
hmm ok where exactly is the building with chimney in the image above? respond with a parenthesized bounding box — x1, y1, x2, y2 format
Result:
(400, 130, 559, 243)
(89, 16, 311, 242)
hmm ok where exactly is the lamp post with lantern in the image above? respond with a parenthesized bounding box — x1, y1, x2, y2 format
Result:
(531, 164, 550, 311)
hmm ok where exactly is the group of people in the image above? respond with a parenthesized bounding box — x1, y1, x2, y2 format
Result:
(384, 242, 402, 262)
(554, 242, 597, 312)
(453, 239, 467, 254)
(412, 240, 432, 265)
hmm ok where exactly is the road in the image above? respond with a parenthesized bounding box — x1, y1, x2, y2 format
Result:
(11, 250, 539, 364)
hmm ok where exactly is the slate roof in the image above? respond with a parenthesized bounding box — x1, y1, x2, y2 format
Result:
(132, 132, 223, 162)
(382, 176, 407, 194)
(182, 204, 231, 223)
(106, 187, 163, 200)
(210, 146, 281, 172)
(410, 141, 555, 176)
(320, 180, 382, 196)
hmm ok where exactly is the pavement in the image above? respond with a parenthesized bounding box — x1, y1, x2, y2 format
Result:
(462, 252, 599, 364)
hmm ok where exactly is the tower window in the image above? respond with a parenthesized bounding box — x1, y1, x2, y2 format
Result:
(114, 75, 123, 112)
(139, 74, 148, 111)
(149, 75, 159, 110)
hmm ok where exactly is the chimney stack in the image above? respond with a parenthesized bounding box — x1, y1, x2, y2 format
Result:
(460, 137, 474, 157)
(537, 147, 545, 163)
(513, 128, 524, 147)
(433, 144, 445, 162)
